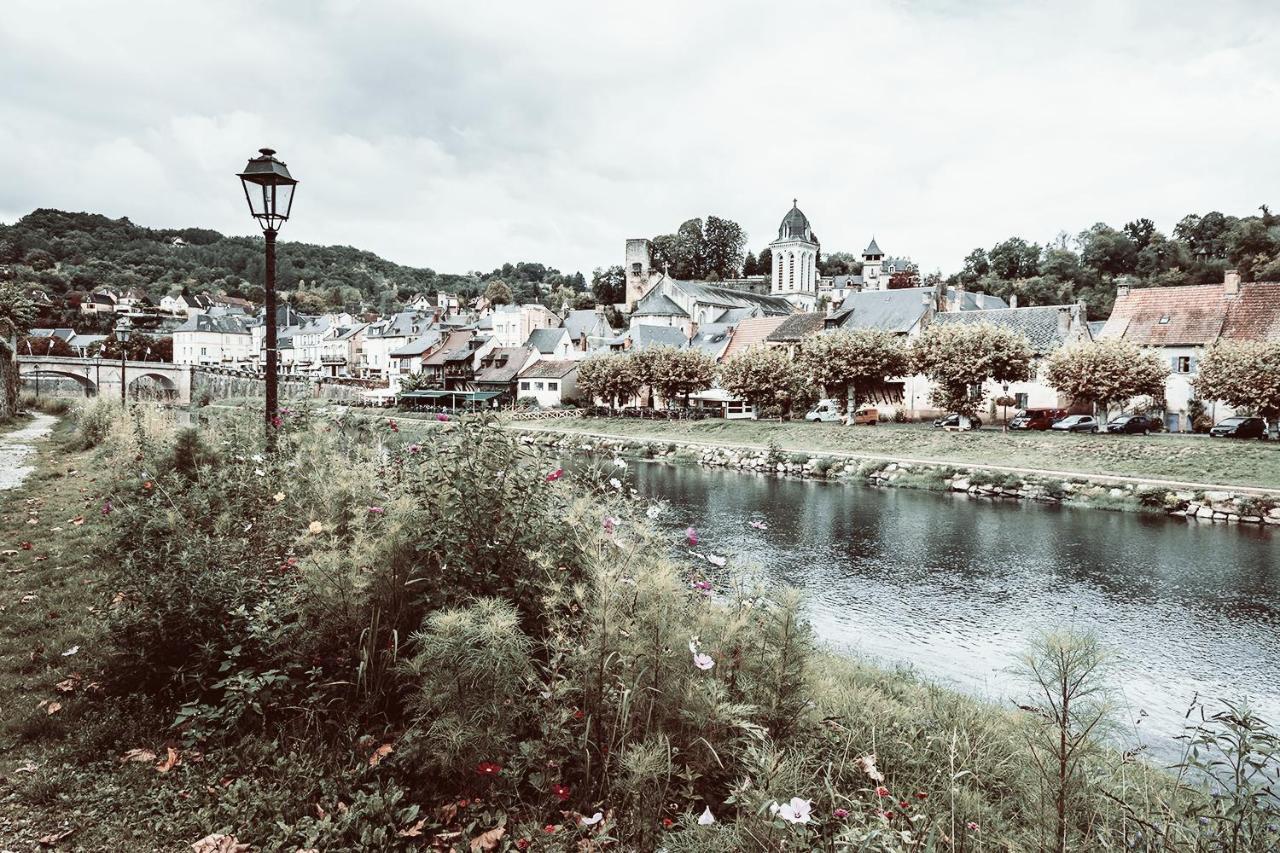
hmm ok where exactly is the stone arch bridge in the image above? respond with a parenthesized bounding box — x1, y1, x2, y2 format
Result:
(17, 355, 194, 404)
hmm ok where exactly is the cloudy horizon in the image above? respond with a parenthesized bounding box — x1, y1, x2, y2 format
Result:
(3, 0, 1278, 279)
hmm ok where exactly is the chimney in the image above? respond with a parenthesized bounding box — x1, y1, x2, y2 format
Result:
(1224, 269, 1241, 297)
(935, 284, 948, 313)
(1057, 306, 1071, 339)
(1009, 294, 1018, 309)
(688, 320, 699, 341)
(950, 281, 965, 312)
(1116, 278, 1131, 298)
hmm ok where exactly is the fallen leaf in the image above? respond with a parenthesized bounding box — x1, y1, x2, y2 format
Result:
(368, 743, 393, 767)
(469, 825, 506, 851)
(21, 594, 38, 603)
(71, 516, 86, 526)
(16, 760, 39, 773)
(190, 833, 250, 853)
(436, 802, 459, 824)
(857, 753, 885, 782)
(37, 826, 76, 845)
(397, 817, 427, 838)
(110, 591, 126, 608)
(156, 746, 181, 773)
(121, 748, 158, 764)
(55, 675, 81, 693)
(45, 702, 62, 715)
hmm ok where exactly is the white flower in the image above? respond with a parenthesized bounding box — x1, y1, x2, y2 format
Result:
(693, 653, 715, 671)
(580, 811, 604, 826)
(609, 477, 622, 491)
(771, 797, 812, 824)
(254, 468, 265, 477)
(251, 453, 264, 463)
(698, 806, 715, 826)
(613, 458, 628, 469)
(705, 554, 726, 567)
(646, 504, 662, 520)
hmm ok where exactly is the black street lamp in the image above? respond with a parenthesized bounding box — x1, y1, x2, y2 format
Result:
(237, 147, 298, 449)
(115, 315, 132, 407)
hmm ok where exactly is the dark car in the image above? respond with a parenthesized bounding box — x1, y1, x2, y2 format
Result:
(933, 413, 982, 429)
(1050, 414, 1098, 433)
(1103, 414, 1157, 435)
(1208, 416, 1268, 439)
(1009, 408, 1067, 430)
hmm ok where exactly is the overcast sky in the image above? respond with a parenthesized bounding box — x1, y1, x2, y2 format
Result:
(3, 1, 1278, 278)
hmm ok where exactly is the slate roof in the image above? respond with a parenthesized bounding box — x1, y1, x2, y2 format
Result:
(519, 359, 578, 380)
(721, 316, 787, 359)
(422, 330, 476, 366)
(630, 324, 688, 350)
(367, 311, 432, 339)
(174, 314, 251, 335)
(563, 309, 614, 341)
(527, 327, 570, 353)
(767, 312, 826, 343)
(29, 328, 76, 340)
(389, 330, 444, 358)
(674, 279, 794, 315)
(864, 237, 883, 256)
(776, 203, 817, 243)
(689, 323, 735, 361)
(933, 305, 1086, 354)
(632, 292, 689, 317)
(474, 346, 536, 384)
(830, 287, 1007, 334)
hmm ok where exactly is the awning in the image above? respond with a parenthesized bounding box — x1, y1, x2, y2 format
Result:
(398, 389, 450, 399)
(463, 391, 502, 402)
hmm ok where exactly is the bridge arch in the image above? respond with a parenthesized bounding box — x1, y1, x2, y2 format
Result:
(23, 369, 97, 397)
(127, 372, 179, 401)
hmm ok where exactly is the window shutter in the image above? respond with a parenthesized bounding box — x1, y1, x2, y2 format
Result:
(1170, 355, 1179, 371)
(1189, 356, 1197, 373)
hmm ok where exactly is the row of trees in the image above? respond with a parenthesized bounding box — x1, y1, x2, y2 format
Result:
(574, 327, 1280, 426)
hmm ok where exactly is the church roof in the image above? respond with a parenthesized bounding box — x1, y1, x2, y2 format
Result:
(632, 292, 689, 317)
(864, 237, 883, 256)
(776, 201, 816, 243)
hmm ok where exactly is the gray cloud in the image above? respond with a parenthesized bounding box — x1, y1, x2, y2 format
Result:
(2, 0, 1278, 277)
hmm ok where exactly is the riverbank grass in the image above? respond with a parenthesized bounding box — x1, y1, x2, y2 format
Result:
(510, 417, 1280, 490)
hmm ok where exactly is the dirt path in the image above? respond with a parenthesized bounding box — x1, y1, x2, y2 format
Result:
(0, 413, 58, 491)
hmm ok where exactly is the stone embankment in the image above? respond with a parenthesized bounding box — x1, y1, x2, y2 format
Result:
(522, 433, 1280, 528)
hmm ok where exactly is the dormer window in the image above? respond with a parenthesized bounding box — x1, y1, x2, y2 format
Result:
(1158, 315, 1170, 325)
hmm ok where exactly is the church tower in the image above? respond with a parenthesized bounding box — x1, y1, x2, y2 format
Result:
(861, 237, 885, 291)
(624, 238, 654, 307)
(769, 199, 819, 309)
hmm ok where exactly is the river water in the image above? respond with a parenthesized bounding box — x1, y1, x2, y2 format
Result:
(613, 458, 1280, 754)
(0, 413, 57, 491)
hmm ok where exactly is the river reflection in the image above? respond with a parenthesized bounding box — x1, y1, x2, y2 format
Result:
(614, 459, 1280, 753)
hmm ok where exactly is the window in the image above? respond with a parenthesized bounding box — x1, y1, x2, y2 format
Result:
(519, 381, 530, 390)
(534, 381, 545, 390)
(1015, 392, 1029, 408)
(789, 253, 795, 289)
(1175, 356, 1191, 374)
(548, 381, 558, 391)
(1158, 315, 1170, 325)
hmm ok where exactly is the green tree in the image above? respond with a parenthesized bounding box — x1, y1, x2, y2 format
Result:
(717, 347, 813, 418)
(576, 353, 642, 411)
(987, 237, 1041, 280)
(1044, 339, 1169, 421)
(635, 346, 716, 408)
(1078, 223, 1137, 278)
(911, 323, 1035, 419)
(795, 330, 909, 412)
(484, 279, 514, 306)
(1194, 340, 1280, 429)
(702, 215, 746, 279)
(590, 265, 626, 305)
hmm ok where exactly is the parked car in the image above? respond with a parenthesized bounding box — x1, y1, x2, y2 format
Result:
(1050, 414, 1098, 433)
(1102, 414, 1157, 435)
(1009, 408, 1067, 430)
(1208, 416, 1268, 439)
(933, 413, 982, 430)
(850, 406, 879, 425)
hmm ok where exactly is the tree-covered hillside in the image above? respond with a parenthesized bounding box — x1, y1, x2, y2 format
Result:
(0, 209, 587, 318)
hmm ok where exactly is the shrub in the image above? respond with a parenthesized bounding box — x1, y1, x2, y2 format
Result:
(74, 395, 117, 448)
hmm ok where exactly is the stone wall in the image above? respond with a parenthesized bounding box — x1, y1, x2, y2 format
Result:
(521, 432, 1280, 529)
(191, 370, 373, 404)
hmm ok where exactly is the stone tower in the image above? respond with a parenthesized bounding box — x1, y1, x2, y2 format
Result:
(861, 237, 885, 291)
(625, 238, 653, 307)
(769, 200, 819, 309)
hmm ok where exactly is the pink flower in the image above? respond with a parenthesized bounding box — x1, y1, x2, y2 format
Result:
(101, 500, 113, 516)
(833, 808, 849, 819)
(436, 413, 449, 422)
(475, 761, 502, 776)
(603, 516, 620, 534)
(685, 526, 698, 546)
(966, 821, 980, 832)
(875, 786, 890, 798)
(546, 468, 564, 483)
(551, 783, 571, 801)
(693, 652, 715, 671)
(388, 418, 399, 432)
(271, 415, 282, 429)
(408, 444, 421, 454)
(692, 580, 712, 595)
(749, 520, 768, 530)
(367, 506, 385, 514)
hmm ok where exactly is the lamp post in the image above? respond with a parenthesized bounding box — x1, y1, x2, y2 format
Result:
(237, 147, 298, 450)
(115, 315, 132, 407)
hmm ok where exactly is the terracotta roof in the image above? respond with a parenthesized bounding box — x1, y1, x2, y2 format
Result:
(1099, 284, 1227, 345)
(721, 316, 787, 359)
(767, 312, 826, 342)
(1223, 282, 1280, 341)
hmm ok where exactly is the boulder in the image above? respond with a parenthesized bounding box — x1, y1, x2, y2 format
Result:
(951, 478, 971, 492)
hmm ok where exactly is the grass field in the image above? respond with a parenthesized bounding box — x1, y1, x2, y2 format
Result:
(512, 417, 1280, 490)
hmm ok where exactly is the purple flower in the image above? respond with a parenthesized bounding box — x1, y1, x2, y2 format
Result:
(408, 444, 421, 454)
(603, 516, 620, 534)
(101, 500, 113, 516)
(834, 808, 849, 819)
(367, 506, 385, 514)
(685, 527, 698, 546)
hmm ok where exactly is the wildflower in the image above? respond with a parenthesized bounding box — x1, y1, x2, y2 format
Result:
(646, 504, 662, 520)
(271, 416, 282, 429)
(546, 468, 564, 483)
(408, 444, 421, 454)
(273, 492, 285, 502)
(603, 516, 620, 534)
(551, 783, 571, 801)
(515, 840, 529, 850)
(915, 792, 928, 800)
(544, 824, 558, 834)
(899, 800, 910, 809)
(881, 810, 896, 821)
(833, 808, 850, 819)
(966, 821, 980, 832)
(475, 761, 502, 776)
(609, 477, 622, 491)
(693, 653, 715, 670)
(705, 553, 726, 567)
(388, 418, 399, 432)
(685, 526, 698, 546)
(308, 520, 324, 534)
(142, 481, 153, 491)
(251, 454, 264, 463)
(661, 818, 674, 829)
(613, 457, 628, 469)
(573, 709, 585, 721)
(769, 798, 812, 824)
(692, 580, 712, 594)
(749, 520, 768, 530)
(367, 506, 385, 514)
(101, 500, 112, 516)
(254, 468, 265, 477)
(580, 812, 604, 826)
(875, 786, 891, 798)
(698, 806, 715, 825)
(436, 413, 449, 422)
